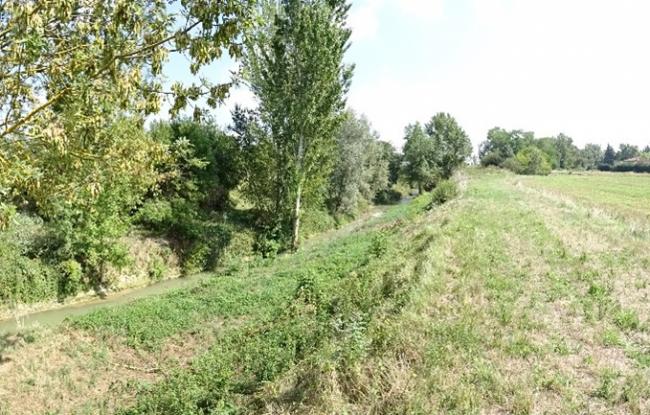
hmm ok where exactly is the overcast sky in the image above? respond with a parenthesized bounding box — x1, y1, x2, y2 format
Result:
(166, 0, 650, 151)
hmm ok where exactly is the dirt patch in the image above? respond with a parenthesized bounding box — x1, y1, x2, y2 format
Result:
(0, 323, 217, 415)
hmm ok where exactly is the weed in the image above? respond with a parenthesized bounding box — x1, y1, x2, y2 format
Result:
(614, 309, 641, 331)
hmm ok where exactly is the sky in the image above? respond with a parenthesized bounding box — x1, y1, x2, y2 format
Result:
(164, 0, 650, 152)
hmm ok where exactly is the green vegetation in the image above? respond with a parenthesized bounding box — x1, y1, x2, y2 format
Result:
(402, 113, 472, 192)
(520, 172, 650, 218)
(2, 170, 649, 415)
(1, 2, 649, 415)
(241, 0, 353, 250)
(504, 145, 552, 175)
(0, 1, 412, 305)
(479, 128, 650, 175)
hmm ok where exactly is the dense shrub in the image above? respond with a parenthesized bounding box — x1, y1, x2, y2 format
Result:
(504, 146, 552, 175)
(0, 214, 60, 303)
(598, 162, 650, 173)
(479, 151, 504, 167)
(300, 208, 338, 237)
(374, 188, 402, 205)
(429, 180, 459, 206)
(57, 259, 84, 298)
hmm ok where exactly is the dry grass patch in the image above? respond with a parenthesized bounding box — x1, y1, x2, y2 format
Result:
(0, 323, 217, 415)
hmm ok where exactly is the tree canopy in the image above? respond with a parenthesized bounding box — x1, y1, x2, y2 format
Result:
(0, 0, 255, 227)
(402, 113, 471, 192)
(242, 0, 353, 249)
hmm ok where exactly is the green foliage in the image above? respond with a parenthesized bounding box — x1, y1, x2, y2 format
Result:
(149, 119, 241, 211)
(374, 188, 403, 205)
(616, 144, 640, 161)
(480, 129, 579, 171)
(479, 128, 534, 167)
(614, 309, 641, 331)
(599, 161, 650, 173)
(402, 122, 438, 192)
(402, 113, 470, 192)
(58, 259, 84, 298)
(0, 1, 254, 215)
(425, 112, 472, 179)
(577, 144, 603, 170)
(370, 231, 388, 257)
(504, 146, 552, 175)
(0, 214, 59, 303)
(429, 179, 459, 206)
(242, 0, 353, 249)
(328, 111, 390, 215)
(553, 133, 578, 169)
(255, 227, 283, 259)
(10, 117, 162, 288)
(138, 119, 243, 274)
(300, 208, 338, 237)
(147, 258, 167, 281)
(47, 191, 133, 286)
(603, 144, 616, 165)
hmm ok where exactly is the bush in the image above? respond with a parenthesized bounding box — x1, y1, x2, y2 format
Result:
(58, 259, 84, 298)
(430, 180, 459, 207)
(300, 208, 337, 238)
(480, 151, 505, 167)
(135, 200, 174, 229)
(373, 188, 402, 205)
(181, 222, 232, 274)
(0, 214, 60, 303)
(505, 146, 551, 175)
(148, 257, 167, 281)
(370, 231, 388, 257)
(255, 226, 283, 259)
(598, 161, 650, 173)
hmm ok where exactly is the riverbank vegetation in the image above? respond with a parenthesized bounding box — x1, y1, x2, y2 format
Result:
(1, 1, 649, 414)
(2, 169, 649, 414)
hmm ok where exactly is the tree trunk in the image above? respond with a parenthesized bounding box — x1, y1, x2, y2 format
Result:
(291, 182, 302, 251)
(292, 134, 305, 251)
(418, 181, 423, 195)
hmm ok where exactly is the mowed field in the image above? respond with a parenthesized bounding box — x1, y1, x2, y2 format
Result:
(1, 169, 648, 414)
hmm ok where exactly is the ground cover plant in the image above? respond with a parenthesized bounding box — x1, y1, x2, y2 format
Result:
(1, 169, 648, 414)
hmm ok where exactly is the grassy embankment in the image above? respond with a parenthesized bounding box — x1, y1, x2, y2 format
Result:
(1, 169, 649, 414)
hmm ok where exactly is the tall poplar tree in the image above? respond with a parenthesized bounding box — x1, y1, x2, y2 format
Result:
(243, 0, 353, 250)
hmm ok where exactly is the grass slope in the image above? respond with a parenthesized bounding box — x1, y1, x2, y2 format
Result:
(1, 169, 648, 415)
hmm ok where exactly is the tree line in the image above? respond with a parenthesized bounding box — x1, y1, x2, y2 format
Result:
(479, 127, 650, 175)
(0, 0, 472, 305)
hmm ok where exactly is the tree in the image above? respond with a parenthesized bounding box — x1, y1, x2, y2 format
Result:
(479, 128, 533, 167)
(0, 0, 255, 226)
(425, 113, 472, 179)
(379, 141, 402, 185)
(535, 137, 560, 169)
(243, 0, 353, 250)
(150, 119, 242, 211)
(603, 144, 616, 165)
(616, 144, 640, 161)
(0, 1, 254, 138)
(505, 146, 551, 175)
(554, 133, 578, 169)
(402, 123, 437, 193)
(577, 144, 603, 170)
(40, 118, 164, 285)
(328, 112, 371, 215)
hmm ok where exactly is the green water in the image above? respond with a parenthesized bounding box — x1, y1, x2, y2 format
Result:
(0, 274, 208, 334)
